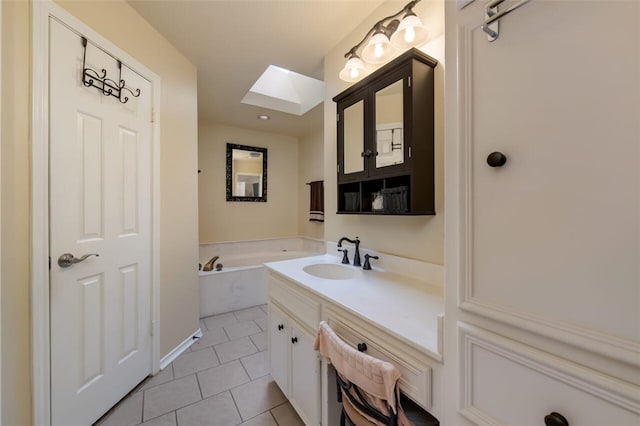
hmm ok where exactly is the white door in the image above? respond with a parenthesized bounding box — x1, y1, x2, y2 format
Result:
(49, 19, 153, 426)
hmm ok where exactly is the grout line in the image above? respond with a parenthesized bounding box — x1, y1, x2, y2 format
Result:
(194, 370, 204, 401)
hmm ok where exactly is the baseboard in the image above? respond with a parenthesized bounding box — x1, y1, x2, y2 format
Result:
(159, 328, 203, 370)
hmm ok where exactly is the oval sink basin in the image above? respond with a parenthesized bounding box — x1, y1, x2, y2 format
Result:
(302, 263, 357, 280)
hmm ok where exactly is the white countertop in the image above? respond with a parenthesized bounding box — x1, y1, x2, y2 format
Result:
(264, 254, 444, 361)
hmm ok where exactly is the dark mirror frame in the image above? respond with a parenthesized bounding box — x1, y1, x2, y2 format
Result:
(226, 143, 268, 202)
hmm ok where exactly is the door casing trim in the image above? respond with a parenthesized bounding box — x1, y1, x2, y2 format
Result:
(31, 2, 161, 424)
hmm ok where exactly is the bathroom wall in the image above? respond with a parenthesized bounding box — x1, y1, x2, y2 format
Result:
(199, 122, 300, 242)
(298, 129, 325, 240)
(323, 0, 445, 264)
(1, 1, 199, 423)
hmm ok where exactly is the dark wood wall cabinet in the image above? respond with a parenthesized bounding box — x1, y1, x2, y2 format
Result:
(333, 48, 438, 215)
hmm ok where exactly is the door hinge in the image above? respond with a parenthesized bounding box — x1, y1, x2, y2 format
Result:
(150, 321, 155, 337)
(49, 256, 51, 270)
(408, 76, 412, 88)
(151, 108, 156, 123)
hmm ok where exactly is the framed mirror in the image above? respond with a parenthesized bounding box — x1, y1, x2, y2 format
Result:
(226, 143, 267, 202)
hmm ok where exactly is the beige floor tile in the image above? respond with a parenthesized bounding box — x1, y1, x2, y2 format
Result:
(204, 312, 238, 329)
(140, 365, 174, 391)
(198, 360, 250, 398)
(99, 391, 142, 426)
(239, 412, 277, 426)
(176, 392, 241, 426)
(231, 375, 286, 421)
(234, 306, 266, 321)
(215, 337, 258, 364)
(140, 412, 177, 426)
(191, 327, 229, 351)
(240, 351, 269, 380)
(270, 402, 304, 426)
(173, 347, 219, 378)
(249, 332, 267, 352)
(224, 320, 262, 340)
(143, 375, 202, 421)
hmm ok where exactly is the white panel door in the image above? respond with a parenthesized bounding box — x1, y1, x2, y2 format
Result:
(455, 1, 639, 355)
(49, 19, 153, 426)
(290, 324, 321, 426)
(268, 304, 291, 397)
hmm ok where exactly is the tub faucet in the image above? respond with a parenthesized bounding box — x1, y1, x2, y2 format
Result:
(203, 255, 219, 272)
(337, 237, 361, 267)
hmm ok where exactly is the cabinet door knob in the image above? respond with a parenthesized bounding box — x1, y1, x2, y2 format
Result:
(487, 151, 507, 167)
(277, 324, 284, 331)
(362, 149, 374, 158)
(291, 337, 298, 344)
(357, 342, 367, 352)
(544, 412, 569, 426)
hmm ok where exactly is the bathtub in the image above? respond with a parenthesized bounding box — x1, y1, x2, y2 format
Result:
(199, 238, 324, 317)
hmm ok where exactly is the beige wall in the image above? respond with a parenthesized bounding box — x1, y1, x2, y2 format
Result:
(1, 2, 31, 424)
(298, 129, 325, 240)
(324, 0, 445, 264)
(1, 1, 200, 423)
(199, 122, 300, 242)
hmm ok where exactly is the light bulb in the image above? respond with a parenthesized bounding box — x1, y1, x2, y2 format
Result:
(374, 43, 384, 58)
(350, 67, 359, 79)
(404, 26, 415, 43)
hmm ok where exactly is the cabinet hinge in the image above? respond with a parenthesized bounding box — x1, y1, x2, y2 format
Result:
(337, 164, 340, 173)
(49, 256, 51, 270)
(409, 146, 412, 158)
(408, 76, 412, 88)
(336, 113, 339, 122)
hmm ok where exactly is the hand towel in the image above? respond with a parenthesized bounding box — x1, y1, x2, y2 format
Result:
(309, 180, 324, 222)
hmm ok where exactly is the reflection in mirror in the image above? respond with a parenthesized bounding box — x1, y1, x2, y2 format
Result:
(226, 143, 267, 202)
(343, 100, 365, 174)
(375, 79, 404, 169)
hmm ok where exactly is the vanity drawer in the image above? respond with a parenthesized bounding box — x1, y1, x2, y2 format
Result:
(269, 273, 320, 332)
(326, 309, 433, 410)
(459, 323, 640, 425)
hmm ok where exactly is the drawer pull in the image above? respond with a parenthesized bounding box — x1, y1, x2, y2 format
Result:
(277, 324, 284, 331)
(291, 337, 298, 344)
(544, 412, 569, 426)
(357, 342, 368, 352)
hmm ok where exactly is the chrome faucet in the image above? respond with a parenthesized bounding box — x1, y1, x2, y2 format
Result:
(337, 236, 361, 266)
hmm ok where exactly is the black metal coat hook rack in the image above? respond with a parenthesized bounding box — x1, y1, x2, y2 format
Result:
(81, 37, 141, 104)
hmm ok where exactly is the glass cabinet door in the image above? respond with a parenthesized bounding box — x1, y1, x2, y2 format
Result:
(374, 79, 404, 170)
(342, 99, 365, 176)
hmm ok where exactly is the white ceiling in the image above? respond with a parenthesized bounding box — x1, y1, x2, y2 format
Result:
(128, 0, 384, 138)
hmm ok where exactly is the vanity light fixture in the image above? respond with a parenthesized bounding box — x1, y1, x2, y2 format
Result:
(339, 0, 429, 82)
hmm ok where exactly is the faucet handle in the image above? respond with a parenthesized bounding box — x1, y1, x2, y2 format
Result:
(363, 254, 379, 270)
(338, 248, 350, 264)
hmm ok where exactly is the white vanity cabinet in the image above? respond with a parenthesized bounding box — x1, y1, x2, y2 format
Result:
(266, 256, 445, 425)
(268, 274, 321, 426)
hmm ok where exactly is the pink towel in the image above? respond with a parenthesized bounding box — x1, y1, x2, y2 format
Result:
(314, 321, 402, 416)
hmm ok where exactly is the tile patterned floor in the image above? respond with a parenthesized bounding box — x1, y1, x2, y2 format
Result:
(96, 305, 304, 426)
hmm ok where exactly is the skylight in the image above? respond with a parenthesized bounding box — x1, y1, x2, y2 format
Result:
(241, 65, 324, 116)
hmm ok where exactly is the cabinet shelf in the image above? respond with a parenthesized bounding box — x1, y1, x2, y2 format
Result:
(334, 48, 438, 215)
